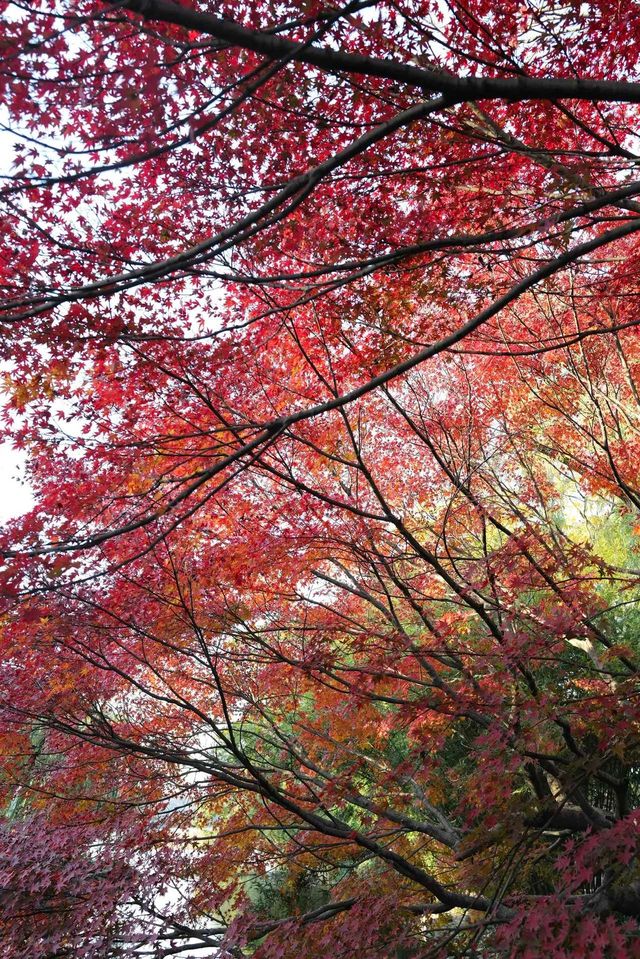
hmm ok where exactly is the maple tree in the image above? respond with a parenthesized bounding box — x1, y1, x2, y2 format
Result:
(3, 0, 640, 955)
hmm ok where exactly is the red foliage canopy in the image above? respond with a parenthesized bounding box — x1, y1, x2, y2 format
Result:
(2, 1, 640, 956)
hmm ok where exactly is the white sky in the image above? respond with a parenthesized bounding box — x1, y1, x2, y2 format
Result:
(0, 444, 33, 524)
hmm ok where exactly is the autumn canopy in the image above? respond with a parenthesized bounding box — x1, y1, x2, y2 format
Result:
(3, 0, 640, 955)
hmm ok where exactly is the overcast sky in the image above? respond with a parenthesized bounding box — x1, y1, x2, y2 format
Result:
(0, 444, 33, 524)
